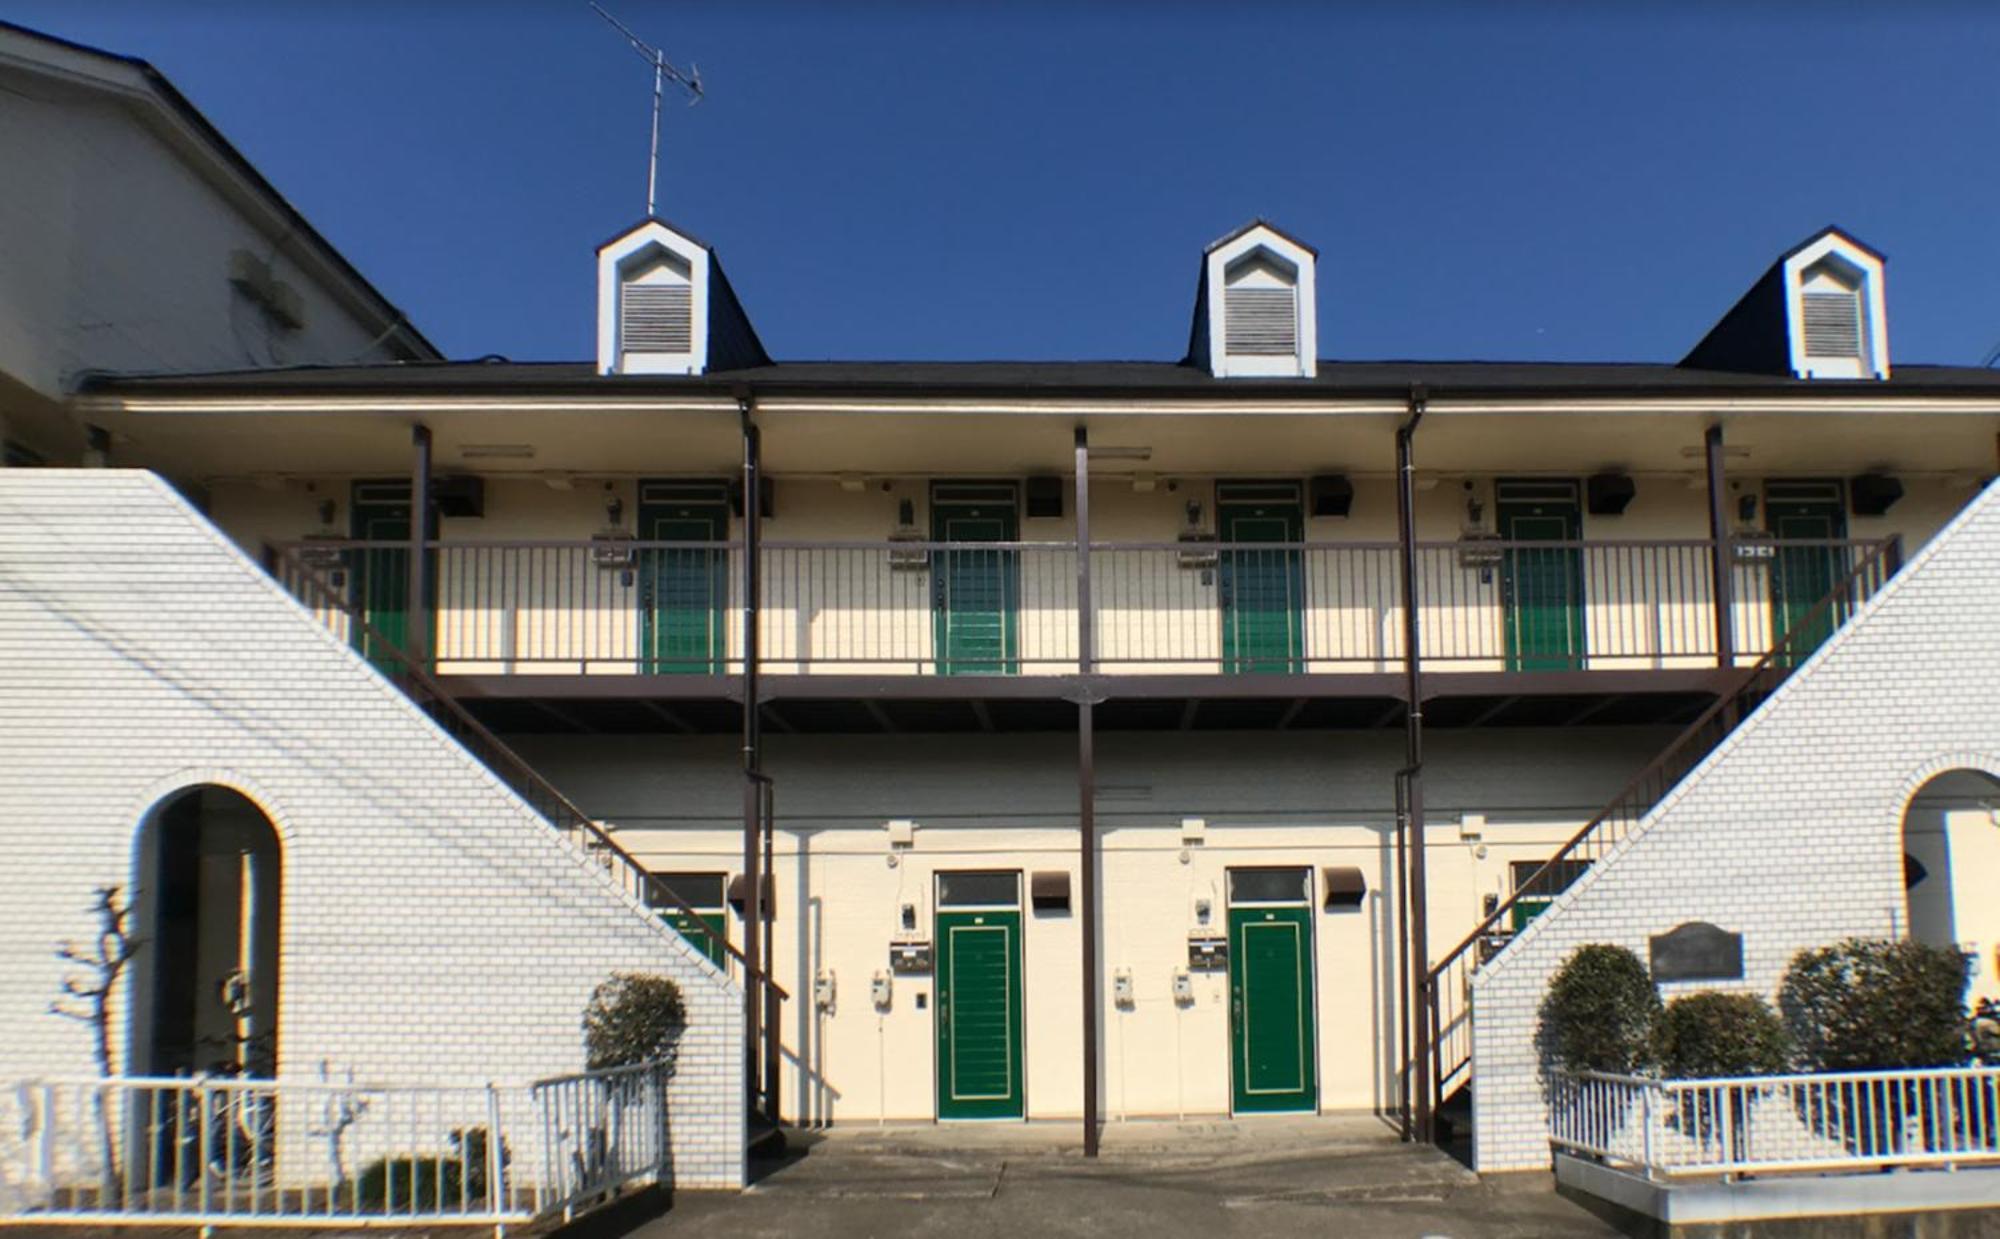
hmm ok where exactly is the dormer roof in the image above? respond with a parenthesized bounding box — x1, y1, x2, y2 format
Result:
(1681, 226, 1890, 380)
(595, 217, 769, 377)
(1185, 219, 1319, 379)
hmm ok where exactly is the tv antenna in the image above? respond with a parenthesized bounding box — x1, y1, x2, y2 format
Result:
(589, 2, 703, 218)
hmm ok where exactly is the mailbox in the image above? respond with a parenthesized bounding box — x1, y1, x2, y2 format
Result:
(889, 939, 933, 974)
(1187, 934, 1228, 971)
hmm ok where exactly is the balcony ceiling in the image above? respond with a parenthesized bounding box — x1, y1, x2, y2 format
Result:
(89, 402, 1999, 485)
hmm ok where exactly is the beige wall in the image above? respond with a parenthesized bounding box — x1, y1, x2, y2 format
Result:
(513, 728, 1668, 1124)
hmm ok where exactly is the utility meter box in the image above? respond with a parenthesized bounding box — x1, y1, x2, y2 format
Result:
(889, 939, 933, 974)
(1171, 969, 1194, 1005)
(1187, 934, 1228, 971)
(871, 971, 893, 1010)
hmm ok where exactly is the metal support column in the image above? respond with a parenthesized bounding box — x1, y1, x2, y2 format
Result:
(1395, 386, 1433, 1143)
(1705, 424, 1735, 670)
(408, 424, 432, 666)
(739, 396, 766, 1120)
(1075, 425, 1100, 1158)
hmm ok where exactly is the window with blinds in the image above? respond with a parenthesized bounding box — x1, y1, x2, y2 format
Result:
(1225, 286, 1297, 356)
(621, 282, 692, 353)
(1802, 290, 1863, 359)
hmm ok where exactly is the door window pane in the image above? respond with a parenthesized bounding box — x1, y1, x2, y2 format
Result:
(938, 871, 1020, 908)
(650, 871, 726, 911)
(1228, 867, 1310, 905)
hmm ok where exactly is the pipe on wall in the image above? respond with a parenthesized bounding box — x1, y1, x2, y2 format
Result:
(1395, 384, 1433, 1143)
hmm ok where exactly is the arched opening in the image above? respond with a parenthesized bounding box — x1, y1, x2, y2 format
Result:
(130, 786, 282, 1079)
(1900, 769, 2000, 1006)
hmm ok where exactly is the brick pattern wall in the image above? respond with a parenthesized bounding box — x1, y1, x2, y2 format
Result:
(1471, 481, 2000, 1172)
(0, 471, 744, 1189)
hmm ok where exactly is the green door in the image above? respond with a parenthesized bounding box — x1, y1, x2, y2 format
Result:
(1498, 480, 1585, 671)
(1227, 868, 1317, 1114)
(1218, 483, 1304, 673)
(932, 485, 1019, 675)
(935, 871, 1024, 1120)
(648, 872, 728, 966)
(638, 482, 730, 674)
(349, 481, 429, 669)
(1766, 481, 1849, 664)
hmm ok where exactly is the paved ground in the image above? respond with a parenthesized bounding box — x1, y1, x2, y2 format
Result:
(634, 1116, 1627, 1239)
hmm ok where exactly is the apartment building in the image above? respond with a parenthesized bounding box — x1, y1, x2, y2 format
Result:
(22, 206, 1997, 1174)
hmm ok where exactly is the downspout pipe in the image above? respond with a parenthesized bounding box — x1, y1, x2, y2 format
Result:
(738, 389, 768, 1121)
(1395, 384, 1434, 1144)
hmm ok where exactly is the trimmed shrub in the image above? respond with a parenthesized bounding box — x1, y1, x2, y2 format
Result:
(1540, 944, 1660, 1074)
(1654, 991, 1792, 1079)
(1779, 938, 1970, 1071)
(354, 1127, 506, 1213)
(583, 972, 687, 1071)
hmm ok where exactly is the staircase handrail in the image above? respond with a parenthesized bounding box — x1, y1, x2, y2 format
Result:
(1424, 534, 1898, 988)
(1419, 535, 1899, 1107)
(269, 543, 788, 1000)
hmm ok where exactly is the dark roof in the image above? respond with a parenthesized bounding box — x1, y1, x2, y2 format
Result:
(80, 358, 2000, 401)
(1205, 218, 1320, 259)
(1680, 225, 1882, 375)
(595, 215, 713, 254)
(0, 19, 439, 362)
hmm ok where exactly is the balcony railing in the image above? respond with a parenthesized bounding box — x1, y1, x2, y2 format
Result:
(270, 536, 1890, 680)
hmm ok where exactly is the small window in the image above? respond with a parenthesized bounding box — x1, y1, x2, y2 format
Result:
(1228, 867, 1311, 905)
(650, 871, 725, 912)
(1507, 858, 1589, 930)
(937, 871, 1020, 908)
(621, 283, 692, 353)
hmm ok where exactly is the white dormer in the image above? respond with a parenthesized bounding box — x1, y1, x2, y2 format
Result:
(1682, 225, 1892, 380)
(598, 219, 708, 375)
(1190, 221, 1318, 378)
(1784, 232, 1889, 380)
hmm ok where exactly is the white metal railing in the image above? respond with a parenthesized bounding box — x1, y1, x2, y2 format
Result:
(1549, 1066, 2000, 1179)
(0, 1062, 673, 1232)
(530, 1060, 670, 1222)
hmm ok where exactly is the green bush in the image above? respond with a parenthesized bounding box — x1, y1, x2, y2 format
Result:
(1653, 991, 1791, 1078)
(1778, 938, 1970, 1071)
(583, 972, 687, 1071)
(1540, 944, 1660, 1074)
(354, 1127, 506, 1213)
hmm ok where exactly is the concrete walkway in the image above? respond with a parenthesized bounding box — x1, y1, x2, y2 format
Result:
(638, 1116, 1624, 1238)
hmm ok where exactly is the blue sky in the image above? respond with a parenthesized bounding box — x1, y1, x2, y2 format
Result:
(17, 3, 2000, 367)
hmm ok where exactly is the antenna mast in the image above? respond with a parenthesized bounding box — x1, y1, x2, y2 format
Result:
(590, 2, 703, 218)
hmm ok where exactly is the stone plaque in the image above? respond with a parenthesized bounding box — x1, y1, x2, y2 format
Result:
(1649, 922, 1744, 983)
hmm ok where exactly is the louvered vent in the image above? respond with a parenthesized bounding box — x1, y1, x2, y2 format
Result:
(1225, 287, 1297, 356)
(1802, 290, 1863, 359)
(621, 283, 692, 353)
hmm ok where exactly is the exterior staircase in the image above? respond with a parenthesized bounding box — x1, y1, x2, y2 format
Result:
(272, 545, 789, 1110)
(1419, 537, 1903, 1127)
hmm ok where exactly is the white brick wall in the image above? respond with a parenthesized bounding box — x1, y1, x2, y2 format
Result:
(1471, 481, 2000, 1172)
(0, 470, 744, 1189)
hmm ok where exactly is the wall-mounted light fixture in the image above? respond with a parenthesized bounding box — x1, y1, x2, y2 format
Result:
(299, 498, 346, 574)
(888, 497, 928, 571)
(1456, 481, 1502, 574)
(1730, 493, 1775, 565)
(1177, 498, 1218, 572)
(591, 487, 636, 581)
